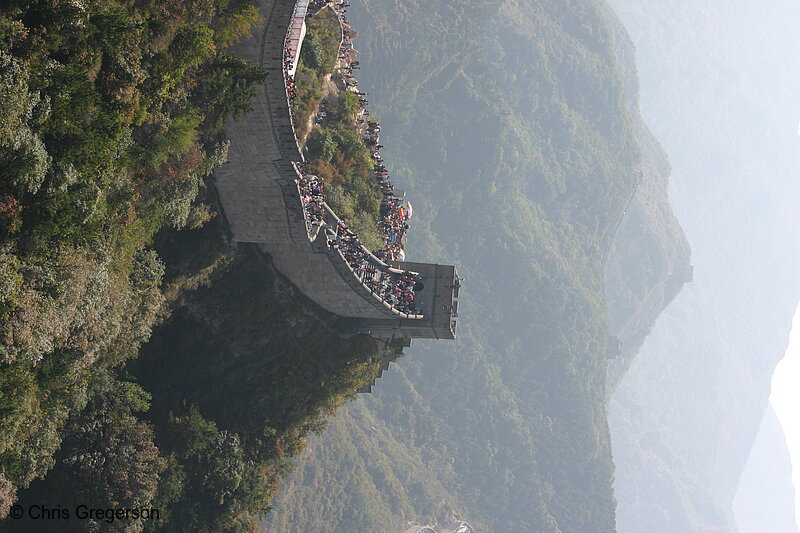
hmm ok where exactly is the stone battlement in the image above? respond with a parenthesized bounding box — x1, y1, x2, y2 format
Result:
(214, 0, 458, 340)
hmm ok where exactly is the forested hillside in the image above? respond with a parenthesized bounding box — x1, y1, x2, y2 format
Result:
(0, 0, 262, 518)
(265, 0, 674, 530)
(0, 0, 700, 530)
(0, 1, 396, 530)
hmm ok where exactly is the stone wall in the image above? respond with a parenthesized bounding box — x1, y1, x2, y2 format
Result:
(214, 0, 458, 334)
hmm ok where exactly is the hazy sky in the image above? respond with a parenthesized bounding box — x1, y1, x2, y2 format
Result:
(770, 301, 800, 528)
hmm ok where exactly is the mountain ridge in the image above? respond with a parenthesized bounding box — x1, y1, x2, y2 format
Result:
(607, 0, 800, 531)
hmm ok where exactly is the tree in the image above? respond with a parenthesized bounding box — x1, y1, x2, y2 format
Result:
(214, 3, 261, 48)
(191, 52, 266, 132)
(7, 373, 165, 532)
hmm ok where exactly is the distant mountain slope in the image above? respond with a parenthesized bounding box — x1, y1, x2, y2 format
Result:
(607, 0, 800, 531)
(733, 406, 798, 533)
(601, 1, 692, 390)
(264, 0, 688, 530)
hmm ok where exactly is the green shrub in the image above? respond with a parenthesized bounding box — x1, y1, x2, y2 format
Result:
(333, 91, 359, 124)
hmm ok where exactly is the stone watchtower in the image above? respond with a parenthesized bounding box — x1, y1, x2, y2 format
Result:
(358, 262, 460, 340)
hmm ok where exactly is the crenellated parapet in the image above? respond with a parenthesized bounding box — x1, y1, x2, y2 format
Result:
(214, 0, 458, 340)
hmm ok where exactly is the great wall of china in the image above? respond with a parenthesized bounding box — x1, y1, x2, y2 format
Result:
(214, 0, 460, 341)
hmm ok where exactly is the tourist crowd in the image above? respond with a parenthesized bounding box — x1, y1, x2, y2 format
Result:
(284, 0, 422, 316)
(296, 168, 326, 231)
(328, 221, 422, 316)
